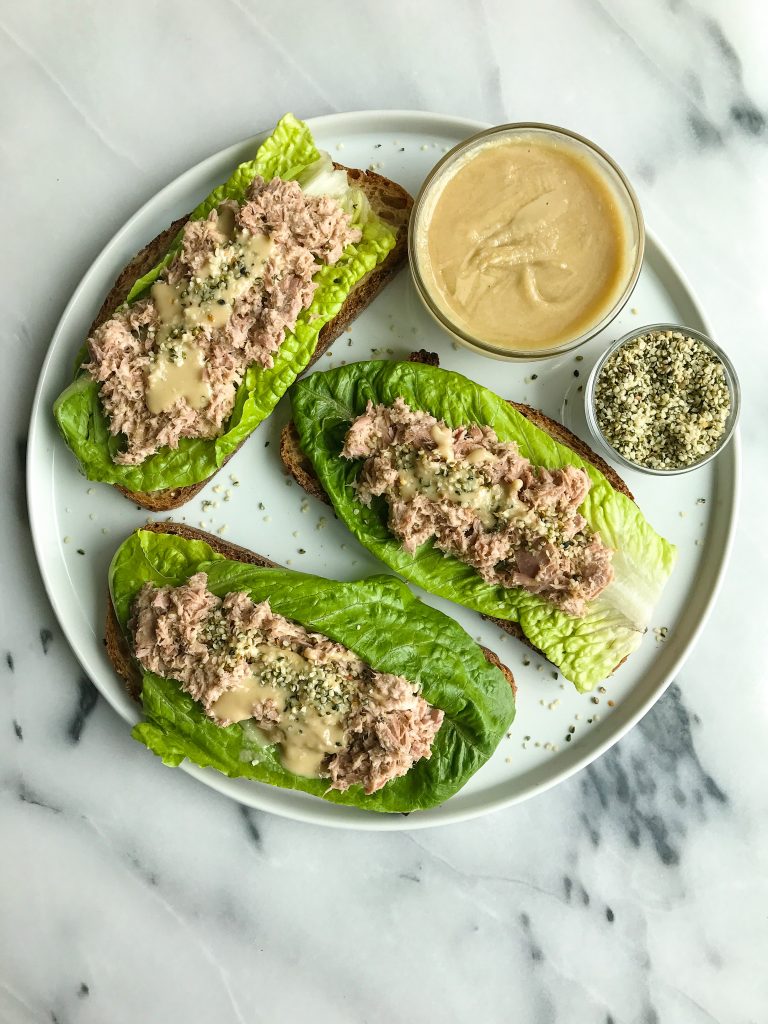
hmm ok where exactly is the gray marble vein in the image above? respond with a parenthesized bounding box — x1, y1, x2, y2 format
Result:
(0, 20, 141, 170)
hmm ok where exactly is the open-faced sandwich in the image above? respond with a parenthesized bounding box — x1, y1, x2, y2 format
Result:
(54, 114, 412, 510)
(280, 354, 677, 692)
(107, 523, 516, 812)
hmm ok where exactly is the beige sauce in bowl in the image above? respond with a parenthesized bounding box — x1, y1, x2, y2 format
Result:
(417, 136, 632, 352)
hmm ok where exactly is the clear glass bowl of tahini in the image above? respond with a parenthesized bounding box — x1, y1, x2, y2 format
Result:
(584, 324, 741, 475)
(409, 122, 645, 360)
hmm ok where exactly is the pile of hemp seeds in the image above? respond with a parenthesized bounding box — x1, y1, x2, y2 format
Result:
(594, 329, 731, 470)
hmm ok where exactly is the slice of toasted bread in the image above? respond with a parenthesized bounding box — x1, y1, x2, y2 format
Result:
(85, 165, 413, 512)
(106, 521, 515, 703)
(279, 350, 634, 671)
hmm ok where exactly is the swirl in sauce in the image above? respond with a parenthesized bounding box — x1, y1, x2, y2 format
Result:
(419, 136, 630, 351)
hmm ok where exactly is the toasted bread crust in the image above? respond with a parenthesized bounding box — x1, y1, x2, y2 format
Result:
(279, 421, 331, 505)
(278, 351, 635, 674)
(105, 521, 515, 702)
(85, 165, 413, 511)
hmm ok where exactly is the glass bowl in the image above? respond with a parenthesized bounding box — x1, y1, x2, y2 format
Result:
(409, 122, 645, 361)
(584, 323, 741, 475)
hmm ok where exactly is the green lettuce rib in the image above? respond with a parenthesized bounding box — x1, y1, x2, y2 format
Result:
(53, 114, 396, 494)
(109, 530, 515, 813)
(290, 360, 678, 692)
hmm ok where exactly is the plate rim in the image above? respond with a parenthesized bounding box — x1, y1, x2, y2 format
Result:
(27, 109, 741, 831)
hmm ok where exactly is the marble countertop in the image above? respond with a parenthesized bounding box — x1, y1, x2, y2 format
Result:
(2, 2, 765, 1021)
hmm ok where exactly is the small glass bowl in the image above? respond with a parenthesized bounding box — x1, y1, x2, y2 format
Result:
(409, 122, 645, 361)
(584, 323, 741, 476)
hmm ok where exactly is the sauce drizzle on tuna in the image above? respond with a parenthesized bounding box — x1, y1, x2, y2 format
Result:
(130, 573, 443, 793)
(85, 177, 360, 465)
(342, 398, 614, 616)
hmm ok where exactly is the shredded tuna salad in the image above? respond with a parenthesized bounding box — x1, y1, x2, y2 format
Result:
(86, 176, 361, 465)
(342, 398, 614, 616)
(131, 573, 443, 794)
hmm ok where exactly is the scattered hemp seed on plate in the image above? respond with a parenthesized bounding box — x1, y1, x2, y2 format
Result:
(594, 329, 731, 469)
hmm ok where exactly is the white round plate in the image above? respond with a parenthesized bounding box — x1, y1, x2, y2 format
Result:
(28, 112, 739, 830)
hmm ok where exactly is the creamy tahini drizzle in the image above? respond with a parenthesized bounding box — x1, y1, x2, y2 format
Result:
(395, 434, 528, 530)
(209, 644, 347, 778)
(430, 423, 455, 462)
(144, 206, 274, 415)
(145, 344, 210, 415)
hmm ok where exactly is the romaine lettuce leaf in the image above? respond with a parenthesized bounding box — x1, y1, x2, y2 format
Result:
(53, 114, 396, 494)
(298, 151, 376, 229)
(110, 529, 516, 813)
(290, 361, 678, 692)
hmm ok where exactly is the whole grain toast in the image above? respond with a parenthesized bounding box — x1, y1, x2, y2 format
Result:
(105, 521, 516, 703)
(278, 351, 634, 670)
(85, 165, 413, 512)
